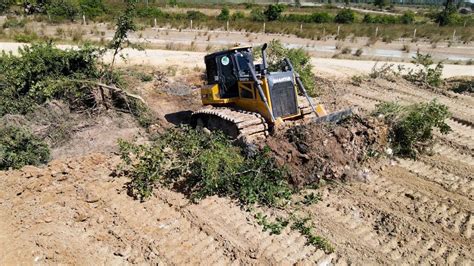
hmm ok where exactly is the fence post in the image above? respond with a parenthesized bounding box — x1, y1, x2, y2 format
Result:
(300, 24, 302, 31)
(413, 28, 416, 39)
(337, 25, 340, 36)
(263, 22, 266, 33)
(323, 27, 326, 40)
(190, 19, 193, 30)
(82, 14, 86, 25)
(452, 30, 456, 41)
(227, 20, 229, 32)
(154, 18, 157, 28)
(375, 26, 378, 37)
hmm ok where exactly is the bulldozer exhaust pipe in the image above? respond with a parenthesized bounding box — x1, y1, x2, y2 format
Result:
(284, 58, 318, 116)
(261, 43, 268, 72)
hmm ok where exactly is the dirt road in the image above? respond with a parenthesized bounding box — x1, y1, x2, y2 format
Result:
(1, 42, 472, 78)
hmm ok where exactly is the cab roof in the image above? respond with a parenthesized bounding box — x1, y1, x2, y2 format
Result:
(205, 46, 253, 60)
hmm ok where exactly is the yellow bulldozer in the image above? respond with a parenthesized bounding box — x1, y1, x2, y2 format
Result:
(191, 43, 351, 143)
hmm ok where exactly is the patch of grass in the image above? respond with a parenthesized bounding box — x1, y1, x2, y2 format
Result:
(0, 126, 50, 170)
(2, 17, 26, 29)
(373, 100, 451, 158)
(118, 126, 293, 205)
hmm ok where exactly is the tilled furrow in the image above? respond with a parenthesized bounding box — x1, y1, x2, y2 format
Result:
(398, 159, 474, 200)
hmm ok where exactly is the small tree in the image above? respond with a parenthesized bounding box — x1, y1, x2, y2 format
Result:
(217, 7, 230, 21)
(335, 8, 355, 24)
(436, 0, 458, 26)
(108, 0, 137, 72)
(264, 4, 284, 21)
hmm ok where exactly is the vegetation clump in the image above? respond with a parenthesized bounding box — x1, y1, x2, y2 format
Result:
(0, 126, 50, 170)
(119, 126, 293, 206)
(263, 40, 316, 96)
(403, 52, 443, 87)
(373, 100, 451, 158)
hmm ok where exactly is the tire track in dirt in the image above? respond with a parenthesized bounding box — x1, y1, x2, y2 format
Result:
(311, 170, 473, 264)
(154, 189, 341, 265)
(397, 159, 474, 200)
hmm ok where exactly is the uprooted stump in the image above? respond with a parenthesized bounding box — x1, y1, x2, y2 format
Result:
(266, 115, 388, 187)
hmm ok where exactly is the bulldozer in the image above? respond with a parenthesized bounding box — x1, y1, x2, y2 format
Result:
(191, 43, 351, 143)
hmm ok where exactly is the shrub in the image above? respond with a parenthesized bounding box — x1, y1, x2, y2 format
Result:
(264, 4, 284, 21)
(231, 11, 245, 21)
(119, 126, 293, 205)
(341, 47, 351, 54)
(310, 12, 332, 23)
(136, 7, 165, 18)
(0, 126, 50, 170)
(263, 40, 317, 96)
(0, 0, 13, 14)
(354, 48, 363, 57)
(250, 7, 265, 22)
(373, 100, 451, 158)
(335, 8, 355, 24)
(0, 42, 101, 116)
(186, 10, 206, 20)
(79, 0, 105, 18)
(400, 11, 415, 24)
(217, 7, 230, 21)
(404, 52, 443, 87)
(47, 0, 80, 21)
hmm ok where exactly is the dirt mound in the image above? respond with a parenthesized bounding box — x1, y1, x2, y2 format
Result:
(266, 115, 388, 186)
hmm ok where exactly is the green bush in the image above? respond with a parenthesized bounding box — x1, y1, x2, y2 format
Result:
(79, 0, 105, 18)
(186, 10, 206, 20)
(250, 7, 265, 22)
(0, 42, 101, 116)
(119, 126, 293, 205)
(217, 7, 230, 21)
(231, 11, 245, 21)
(264, 4, 284, 21)
(400, 11, 415, 24)
(311, 12, 333, 23)
(136, 7, 166, 18)
(335, 8, 355, 24)
(0, 126, 50, 170)
(47, 0, 80, 21)
(373, 100, 451, 158)
(404, 52, 443, 87)
(264, 40, 317, 96)
(0, 0, 13, 14)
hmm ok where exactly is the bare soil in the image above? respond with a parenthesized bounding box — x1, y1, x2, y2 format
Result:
(1, 65, 473, 264)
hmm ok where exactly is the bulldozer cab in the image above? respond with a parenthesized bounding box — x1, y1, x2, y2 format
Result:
(204, 47, 255, 99)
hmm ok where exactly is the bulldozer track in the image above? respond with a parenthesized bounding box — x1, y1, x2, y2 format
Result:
(192, 107, 269, 142)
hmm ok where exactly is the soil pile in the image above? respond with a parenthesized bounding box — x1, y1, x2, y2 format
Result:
(267, 115, 388, 186)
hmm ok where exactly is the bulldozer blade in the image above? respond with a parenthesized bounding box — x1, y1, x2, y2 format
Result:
(311, 108, 353, 124)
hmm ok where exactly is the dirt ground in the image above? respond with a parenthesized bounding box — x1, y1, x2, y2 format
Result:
(1, 64, 473, 264)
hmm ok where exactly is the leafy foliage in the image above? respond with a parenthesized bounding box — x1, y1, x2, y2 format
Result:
(79, 0, 105, 18)
(0, 0, 14, 14)
(0, 126, 50, 170)
(373, 100, 451, 158)
(47, 0, 80, 21)
(255, 213, 289, 235)
(250, 7, 265, 22)
(335, 8, 355, 24)
(291, 216, 334, 253)
(217, 7, 230, 21)
(436, 0, 459, 26)
(264, 4, 284, 21)
(0, 42, 101, 116)
(118, 126, 293, 206)
(263, 40, 316, 96)
(108, 0, 137, 71)
(2, 17, 26, 29)
(404, 52, 443, 87)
